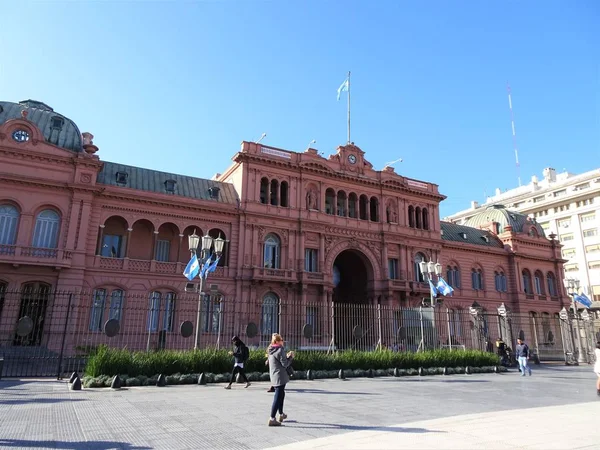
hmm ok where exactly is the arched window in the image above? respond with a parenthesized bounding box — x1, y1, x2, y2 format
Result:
(359, 195, 369, 220)
(280, 181, 289, 207)
(147, 291, 161, 332)
(261, 293, 279, 342)
(422, 208, 429, 230)
(446, 265, 461, 288)
(209, 228, 228, 267)
(534, 270, 545, 295)
(408, 206, 415, 228)
(415, 207, 422, 229)
(163, 292, 176, 332)
(89, 288, 124, 331)
(263, 234, 281, 269)
(494, 271, 507, 292)
(414, 252, 426, 282)
(522, 269, 533, 295)
(32, 209, 60, 248)
(0, 204, 19, 245)
(348, 193, 358, 218)
(325, 189, 335, 215)
(109, 289, 124, 321)
(369, 197, 379, 222)
(259, 177, 269, 204)
(202, 291, 222, 333)
(90, 289, 106, 331)
(546, 272, 557, 297)
(471, 268, 483, 290)
(270, 180, 279, 206)
(337, 191, 347, 217)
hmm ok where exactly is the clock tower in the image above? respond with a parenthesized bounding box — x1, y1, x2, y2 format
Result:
(336, 143, 367, 174)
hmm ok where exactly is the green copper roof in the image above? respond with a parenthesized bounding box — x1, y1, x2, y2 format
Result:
(441, 222, 504, 248)
(464, 204, 546, 237)
(0, 100, 83, 152)
(97, 161, 239, 205)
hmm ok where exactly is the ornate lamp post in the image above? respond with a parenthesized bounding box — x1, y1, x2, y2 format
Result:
(562, 277, 587, 364)
(188, 231, 225, 350)
(419, 261, 443, 307)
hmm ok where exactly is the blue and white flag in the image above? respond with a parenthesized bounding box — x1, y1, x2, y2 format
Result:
(436, 277, 454, 297)
(183, 254, 200, 281)
(204, 256, 221, 277)
(199, 253, 213, 279)
(427, 279, 438, 299)
(337, 78, 349, 101)
(574, 293, 592, 308)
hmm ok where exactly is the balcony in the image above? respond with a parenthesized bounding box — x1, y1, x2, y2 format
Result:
(252, 267, 295, 282)
(0, 244, 72, 268)
(93, 256, 229, 278)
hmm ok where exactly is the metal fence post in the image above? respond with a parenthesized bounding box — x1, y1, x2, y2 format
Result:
(56, 293, 74, 380)
(377, 303, 382, 350)
(419, 306, 424, 352)
(446, 308, 452, 351)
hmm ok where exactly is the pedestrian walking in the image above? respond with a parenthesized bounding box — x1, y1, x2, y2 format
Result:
(515, 338, 532, 376)
(224, 336, 251, 389)
(267, 333, 294, 426)
(594, 342, 600, 396)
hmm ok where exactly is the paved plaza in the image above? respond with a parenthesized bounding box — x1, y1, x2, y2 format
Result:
(0, 364, 599, 449)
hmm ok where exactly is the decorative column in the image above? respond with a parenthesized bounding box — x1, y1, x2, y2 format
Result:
(124, 228, 133, 257)
(151, 230, 159, 260)
(177, 233, 184, 262)
(96, 224, 105, 256)
(319, 234, 325, 272)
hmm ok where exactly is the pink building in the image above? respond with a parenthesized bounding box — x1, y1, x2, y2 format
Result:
(0, 100, 570, 374)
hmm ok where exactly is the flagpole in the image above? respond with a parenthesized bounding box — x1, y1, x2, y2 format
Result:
(347, 71, 351, 144)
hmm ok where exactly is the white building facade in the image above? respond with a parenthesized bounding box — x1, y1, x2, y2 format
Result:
(445, 167, 600, 302)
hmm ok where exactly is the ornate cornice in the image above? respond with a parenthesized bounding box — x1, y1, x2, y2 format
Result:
(100, 204, 235, 226)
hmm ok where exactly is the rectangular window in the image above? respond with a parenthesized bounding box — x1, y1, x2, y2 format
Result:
(388, 258, 399, 280)
(576, 199, 594, 208)
(534, 277, 542, 295)
(163, 292, 175, 332)
(306, 306, 319, 336)
(560, 233, 574, 242)
(304, 249, 318, 272)
(583, 229, 597, 238)
(562, 249, 576, 259)
(553, 190, 567, 197)
(147, 292, 161, 332)
(90, 289, 106, 331)
(586, 244, 600, 254)
(564, 264, 579, 272)
(101, 234, 123, 258)
(155, 239, 170, 261)
(588, 261, 600, 270)
(557, 219, 571, 228)
(581, 213, 596, 222)
(533, 196, 545, 203)
(575, 183, 590, 190)
(539, 222, 550, 230)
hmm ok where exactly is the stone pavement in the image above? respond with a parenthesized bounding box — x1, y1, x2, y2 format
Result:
(0, 364, 598, 449)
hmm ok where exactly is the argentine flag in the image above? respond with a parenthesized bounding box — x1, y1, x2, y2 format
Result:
(428, 279, 438, 299)
(204, 256, 221, 278)
(436, 277, 455, 297)
(337, 78, 349, 101)
(183, 254, 200, 281)
(574, 293, 592, 308)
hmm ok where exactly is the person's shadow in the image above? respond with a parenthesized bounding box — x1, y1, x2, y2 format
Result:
(0, 440, 151, 450)
(282, 421, 445, 434)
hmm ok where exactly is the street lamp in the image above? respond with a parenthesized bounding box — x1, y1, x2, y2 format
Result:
(188, 230, 225, 350)
(562, 277, 587, 364)
(419, 261, 443, 307)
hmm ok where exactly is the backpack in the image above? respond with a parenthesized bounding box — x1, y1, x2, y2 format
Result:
(241, 344, 250, 362)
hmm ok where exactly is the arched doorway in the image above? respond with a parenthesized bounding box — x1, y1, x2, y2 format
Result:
(331, 249, 374, 350)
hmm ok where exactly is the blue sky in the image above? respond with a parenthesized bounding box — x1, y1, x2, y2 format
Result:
(2, 1, 598, 217)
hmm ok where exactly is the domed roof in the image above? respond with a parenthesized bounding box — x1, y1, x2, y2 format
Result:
(464, 204, 546, 237)
(0, 100, 82, 152)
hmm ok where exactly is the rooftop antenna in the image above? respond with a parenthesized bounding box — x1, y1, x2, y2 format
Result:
(383, 157, 403, 169)
(255, 133, 267, 144)
(307, 139, 316, 149)
(507, 83, 522, 187)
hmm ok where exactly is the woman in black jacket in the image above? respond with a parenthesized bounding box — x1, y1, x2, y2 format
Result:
(225, 336, 250, 389)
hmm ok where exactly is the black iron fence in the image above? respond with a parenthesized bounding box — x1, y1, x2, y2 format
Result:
(0, 289, 598, 378)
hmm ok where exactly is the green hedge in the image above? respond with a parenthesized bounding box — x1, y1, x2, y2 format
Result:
(85, 346, 499, 378)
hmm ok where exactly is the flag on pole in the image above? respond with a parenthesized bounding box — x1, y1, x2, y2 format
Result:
(183, 254, 200, 281)
(337, 77, 349, 101)
(574, 293, 592, 308)
(204, 255, 221, 278)
(427, 279, 438, 299)
(199, 253, 213, 279)
(436, 277, 455, 297)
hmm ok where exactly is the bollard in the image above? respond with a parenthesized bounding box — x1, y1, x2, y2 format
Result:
(306, 369, 314, 380)
(418, 367, 424, 376)
(443, 367, 448, 376)
(156, 374, 167, 387)
(338, 369, 345, 380)
(198, 373, 207, 385)
(393, 368, 399, 377)
(111, 375, 122, 389)
(465, 366, 471, 375)
(68, 372, 79, 383)
(70, 376, 82, 391)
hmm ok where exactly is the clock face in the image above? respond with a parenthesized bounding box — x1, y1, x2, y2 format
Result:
(12, 129, 30, 142)
(348, 154, 357, 164)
